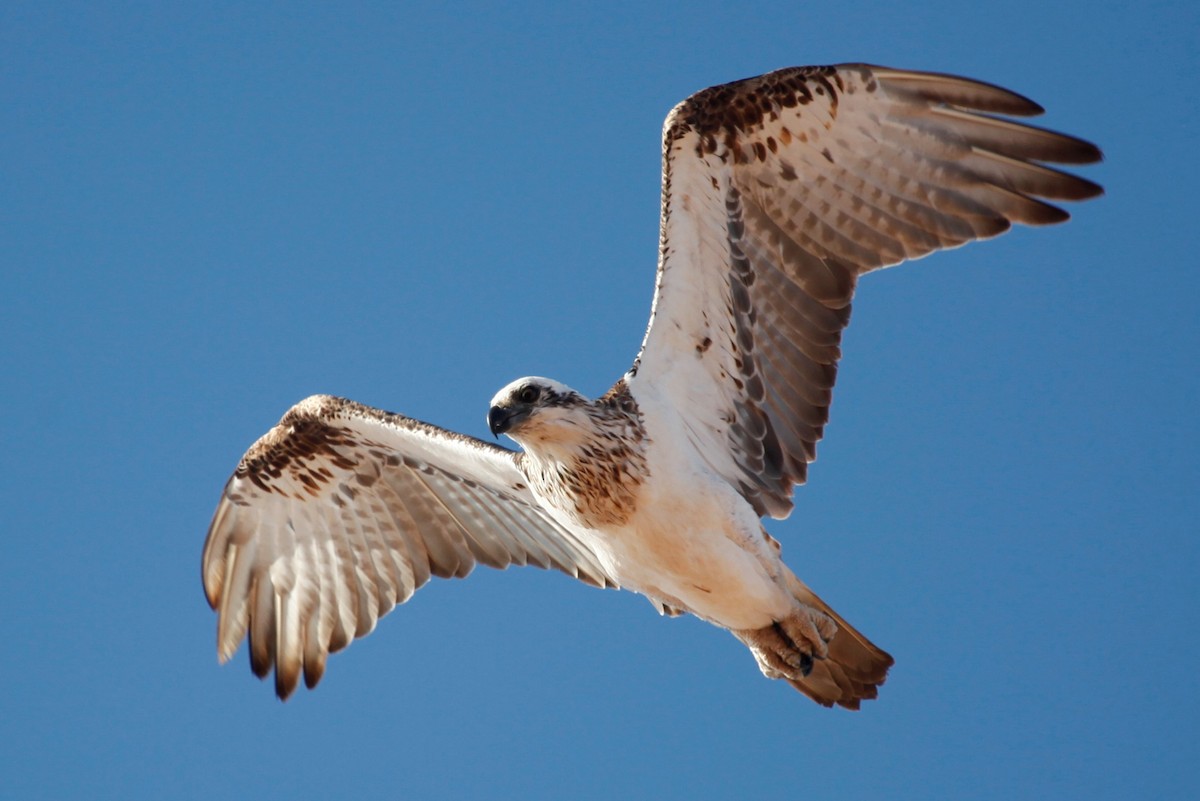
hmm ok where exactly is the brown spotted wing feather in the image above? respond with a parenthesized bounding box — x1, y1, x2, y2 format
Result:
(201, 395, 615, 698)
(630, 64, 1101, 518)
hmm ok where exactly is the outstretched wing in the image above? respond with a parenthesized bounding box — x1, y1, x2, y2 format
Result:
(629, 64, 1101, 518)
(201, 394, 615, 698)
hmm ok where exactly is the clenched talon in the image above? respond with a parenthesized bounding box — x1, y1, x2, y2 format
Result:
(732, 604, 837, 682)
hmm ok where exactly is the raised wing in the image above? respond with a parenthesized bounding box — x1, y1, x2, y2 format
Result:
(201, 394, 615, 698)
(629, 64, 1101, 518)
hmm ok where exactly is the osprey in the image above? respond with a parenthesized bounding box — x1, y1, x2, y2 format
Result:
(202, 64, 1101, 708)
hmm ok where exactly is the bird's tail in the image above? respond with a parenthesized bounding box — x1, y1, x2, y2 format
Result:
(781, 567, 894, 710)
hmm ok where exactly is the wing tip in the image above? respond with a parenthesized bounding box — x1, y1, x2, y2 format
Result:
(1063, 138, 1104, 166)
(275, 666, 301, 701)
(1032, 131, 1103, 166)
(867, 65, 1048, 116)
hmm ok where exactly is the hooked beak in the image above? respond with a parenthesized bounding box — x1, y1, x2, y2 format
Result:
(487, 405, 524, 437)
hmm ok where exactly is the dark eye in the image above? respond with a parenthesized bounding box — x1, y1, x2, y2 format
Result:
(518, 385, 539, 404)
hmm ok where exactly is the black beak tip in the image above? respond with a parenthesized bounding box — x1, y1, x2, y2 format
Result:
(487, 405, 510, 438)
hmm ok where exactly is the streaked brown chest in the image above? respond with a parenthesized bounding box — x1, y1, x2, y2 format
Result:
(522, 387, 649, 530)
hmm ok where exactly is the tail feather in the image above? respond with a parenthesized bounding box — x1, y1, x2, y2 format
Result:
(783, 569, 894, 710)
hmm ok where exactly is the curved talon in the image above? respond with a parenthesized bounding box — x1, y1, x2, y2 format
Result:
(733, 604, 836, 682)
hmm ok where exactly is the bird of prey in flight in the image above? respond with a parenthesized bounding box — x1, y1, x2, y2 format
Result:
(202, 63, 1101, 709)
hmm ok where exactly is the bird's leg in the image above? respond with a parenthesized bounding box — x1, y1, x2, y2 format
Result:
(733, 605, 837, 680)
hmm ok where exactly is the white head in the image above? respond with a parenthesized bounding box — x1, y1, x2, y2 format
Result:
(486, 377, 590, 446)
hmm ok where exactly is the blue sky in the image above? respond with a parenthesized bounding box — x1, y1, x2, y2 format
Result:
(2, 2, 1196, 799)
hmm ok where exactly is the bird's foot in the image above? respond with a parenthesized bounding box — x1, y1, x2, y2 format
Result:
(733, 605, 838, 680)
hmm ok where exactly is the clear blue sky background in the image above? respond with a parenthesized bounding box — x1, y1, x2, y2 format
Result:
(2, 2, 1196, 799)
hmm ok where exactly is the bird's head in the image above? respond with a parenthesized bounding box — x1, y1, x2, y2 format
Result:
(487, 377, 589, 447)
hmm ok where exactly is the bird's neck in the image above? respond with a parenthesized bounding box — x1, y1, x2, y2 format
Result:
(518, 385, 650, 529)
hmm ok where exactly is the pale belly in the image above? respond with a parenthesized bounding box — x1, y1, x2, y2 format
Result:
(515, 380, 797, 631)
(578, 486, 794, 630)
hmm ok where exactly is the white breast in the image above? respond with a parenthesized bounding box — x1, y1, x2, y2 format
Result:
(570, 384, 795, 630)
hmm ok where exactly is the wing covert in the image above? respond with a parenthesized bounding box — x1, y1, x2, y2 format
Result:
(201, 394, 615, 698)
(629, 63, 1101, 518)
